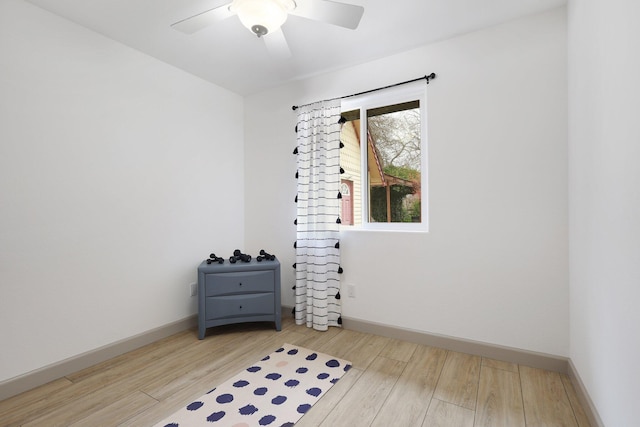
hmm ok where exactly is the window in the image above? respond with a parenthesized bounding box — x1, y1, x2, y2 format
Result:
(340, 83, 428, 231)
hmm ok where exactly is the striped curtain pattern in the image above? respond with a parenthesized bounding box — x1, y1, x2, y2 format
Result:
(293, 99, 343, 331)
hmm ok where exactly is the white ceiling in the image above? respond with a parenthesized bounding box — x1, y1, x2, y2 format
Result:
(24, 0, 566, 95)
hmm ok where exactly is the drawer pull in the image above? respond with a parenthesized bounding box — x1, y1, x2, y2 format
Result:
(239, 305, 243, 309)
(239, 282, 243, 286)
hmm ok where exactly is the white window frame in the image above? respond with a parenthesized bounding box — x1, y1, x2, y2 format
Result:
(341, 81, 428, 232)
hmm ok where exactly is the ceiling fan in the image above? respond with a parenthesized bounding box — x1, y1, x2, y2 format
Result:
(171, 0, 365, 59)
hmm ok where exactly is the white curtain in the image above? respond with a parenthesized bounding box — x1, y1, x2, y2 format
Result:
(294, 99, 342, 331)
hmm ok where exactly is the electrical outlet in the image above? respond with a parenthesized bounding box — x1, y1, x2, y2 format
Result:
(190, 283, 198, 297)
(347, 284, 356, 298)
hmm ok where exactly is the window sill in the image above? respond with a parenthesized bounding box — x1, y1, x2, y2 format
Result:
(339, 224, 429, 233)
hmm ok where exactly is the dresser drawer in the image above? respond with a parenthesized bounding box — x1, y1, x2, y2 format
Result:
(206, 293, 275, 320)
(205, 270, 274, 296)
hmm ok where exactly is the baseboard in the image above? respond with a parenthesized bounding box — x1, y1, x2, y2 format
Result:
(282, 306, 568, 372)
(0, 315, 197, 401)
(340, 315, 569, 373)
(568, 359, 605, 427)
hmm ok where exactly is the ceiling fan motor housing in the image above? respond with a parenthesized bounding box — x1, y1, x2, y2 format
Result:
(231, 0, 297, 36)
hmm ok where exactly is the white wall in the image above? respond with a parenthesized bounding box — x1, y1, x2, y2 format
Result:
(0, 0, 244, 383)
(245, 8, 569, 356)
(568, 0, 640, 425)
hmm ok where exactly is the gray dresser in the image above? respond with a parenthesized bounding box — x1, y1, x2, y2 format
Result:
(197, 258, 281, 339)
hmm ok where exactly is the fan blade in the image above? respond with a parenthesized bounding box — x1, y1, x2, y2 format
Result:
(290, 0, 364, 30)
(263, 29, 292, 59)
(171, 3, 235, 34)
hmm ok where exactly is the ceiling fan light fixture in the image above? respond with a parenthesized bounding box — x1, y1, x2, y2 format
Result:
(231, 0, 296, 37)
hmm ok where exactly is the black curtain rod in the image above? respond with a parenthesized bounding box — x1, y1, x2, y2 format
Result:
(292, 73, 436, 111)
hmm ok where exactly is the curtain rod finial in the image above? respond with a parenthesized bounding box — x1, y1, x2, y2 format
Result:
(292, 106, 298, 111)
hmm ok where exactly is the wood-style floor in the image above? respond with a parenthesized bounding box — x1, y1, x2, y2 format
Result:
(1, 316, 591, 427)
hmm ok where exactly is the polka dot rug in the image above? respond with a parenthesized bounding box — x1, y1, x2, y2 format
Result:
(154, 343, 352, 427)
